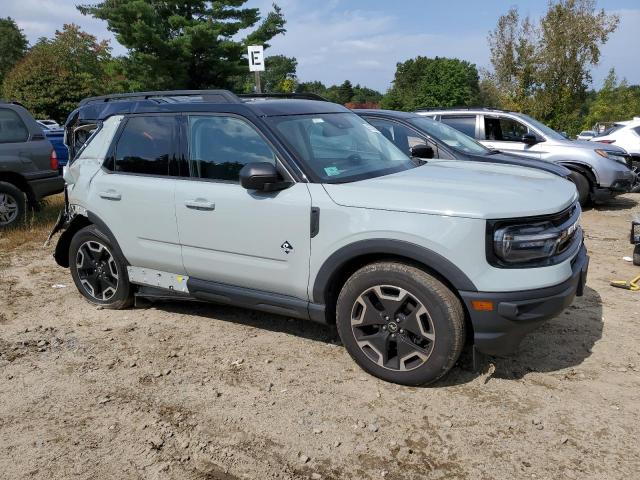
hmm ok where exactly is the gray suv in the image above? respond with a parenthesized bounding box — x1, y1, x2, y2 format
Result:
(419, 108, 636, 205)
(52, 91, 588, 386)
(0, 101, 64, 227)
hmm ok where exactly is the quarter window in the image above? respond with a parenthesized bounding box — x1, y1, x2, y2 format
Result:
(440, 115, 476, 138)
(114, 116, 177, 175)
(0, 108, 29, 143)
(187, 116, 276, 182)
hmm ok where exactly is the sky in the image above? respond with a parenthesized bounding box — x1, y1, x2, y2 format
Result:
(3, 0, 639, 92)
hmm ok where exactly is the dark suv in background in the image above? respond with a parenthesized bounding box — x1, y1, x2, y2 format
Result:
(0, 101, 63, 227)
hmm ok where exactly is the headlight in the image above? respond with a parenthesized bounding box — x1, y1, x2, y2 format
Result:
(494, 222, 560, 263)
(595, 149, 628, 165)
(489, 205, 581, 267)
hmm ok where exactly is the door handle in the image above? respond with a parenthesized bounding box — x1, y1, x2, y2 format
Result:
(99, 190, 122, 201)
(184, 199, 215, 211)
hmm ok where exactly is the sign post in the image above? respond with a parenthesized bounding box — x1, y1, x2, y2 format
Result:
(247, 45, 265, 93)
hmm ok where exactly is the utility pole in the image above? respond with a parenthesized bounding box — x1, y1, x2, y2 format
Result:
(254, 71, 262, 93)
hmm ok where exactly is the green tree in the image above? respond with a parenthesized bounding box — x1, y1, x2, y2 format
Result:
(296, 80, 328, 97)
(235, 54, 297, 93)
(0, 17, 29, 92)
(488, 0, 619, 134)
(583, 69, 640, 128)
(2, 24, 112, 121)
(78, 0, 286, 90)
(381, 56, 480, 111)
(351, 84, 383, 104)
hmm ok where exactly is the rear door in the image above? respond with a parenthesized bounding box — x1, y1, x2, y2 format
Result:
(439, 114, 479, 139)
(89, 114, 184, 273)
(480, 115, 541, 159)
(174, 114, 312, 299)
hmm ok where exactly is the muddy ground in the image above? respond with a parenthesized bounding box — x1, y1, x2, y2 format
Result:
(1, 195, 639, 480)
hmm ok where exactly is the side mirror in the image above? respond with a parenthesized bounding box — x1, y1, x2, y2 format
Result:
(521, 133, 539, 146)
(411, 144, 434, 159)
(239, 162, 292, 192)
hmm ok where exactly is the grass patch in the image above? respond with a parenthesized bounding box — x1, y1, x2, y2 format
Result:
(0, 193, 65, 252)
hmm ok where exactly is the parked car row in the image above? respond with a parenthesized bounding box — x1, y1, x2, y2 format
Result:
(48, 90, 590, 386)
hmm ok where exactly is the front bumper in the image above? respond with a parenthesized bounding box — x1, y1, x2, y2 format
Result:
(460, 244, 589, 356)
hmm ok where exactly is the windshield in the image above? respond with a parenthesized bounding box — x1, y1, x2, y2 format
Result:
(515, 113, 566, 141)
(594, 124, 624, 137)
(267, 113, 416, 183)
(408, 116, 489, 155)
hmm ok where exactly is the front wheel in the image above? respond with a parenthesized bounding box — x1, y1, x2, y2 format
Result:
(336, 262, 465, 386)
(69, 225, 133, 309)
(568, 171, 591, 207)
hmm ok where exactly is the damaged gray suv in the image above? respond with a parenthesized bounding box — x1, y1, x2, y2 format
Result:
(52, 91, 588, 386)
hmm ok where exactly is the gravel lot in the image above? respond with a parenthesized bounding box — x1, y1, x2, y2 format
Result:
(1, 195, 639, 480)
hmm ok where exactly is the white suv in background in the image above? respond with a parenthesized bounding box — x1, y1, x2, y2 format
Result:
(419, 108, 636, 206)
(591, 118, 640, 161)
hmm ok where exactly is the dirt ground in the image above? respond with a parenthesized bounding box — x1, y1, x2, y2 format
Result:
(1, 195, 639, 480)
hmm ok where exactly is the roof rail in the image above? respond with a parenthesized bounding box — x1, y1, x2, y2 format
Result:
(238, 92, 329, 102)
(79, 89, 242, 106)
(415, 106, 509, 113)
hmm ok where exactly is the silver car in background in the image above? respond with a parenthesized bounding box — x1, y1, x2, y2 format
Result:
(418, 108, 636, 206)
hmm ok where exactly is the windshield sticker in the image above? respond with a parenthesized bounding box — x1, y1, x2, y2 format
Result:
(324, 166, 341, 176)
(312, 118, 325, 124)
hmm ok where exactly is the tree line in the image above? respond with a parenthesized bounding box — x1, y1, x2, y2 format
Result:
(0, 0, 638, 135)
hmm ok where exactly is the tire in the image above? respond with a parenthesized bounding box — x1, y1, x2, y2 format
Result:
(0, 181, 26, 228)
(336, 261, 465, 386)
(569, 171, 591, 207)
(69, 224, 133, 309)
(634, 244, 640, 267)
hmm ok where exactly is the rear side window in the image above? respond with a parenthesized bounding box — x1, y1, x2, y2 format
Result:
(440, 115, 476, 138)
(633, 126, 640, 136)
(113, 116, 178, 175)
(187, 115, 276, 182)
(0, 108, 29, 143)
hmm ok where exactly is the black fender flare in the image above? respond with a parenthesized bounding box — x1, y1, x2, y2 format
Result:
(311, 239, 477, 303)
(54, 211, 129, 268)
(559, 162, 597, 187)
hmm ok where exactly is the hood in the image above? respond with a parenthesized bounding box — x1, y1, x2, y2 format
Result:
(555, 137, 627, 153)
(464, 151, 571, 178)
(323, 161, 577, 220)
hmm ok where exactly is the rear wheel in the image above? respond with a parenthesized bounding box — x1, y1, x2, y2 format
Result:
(336, 262, 465, 386)
(0, 182, 26, 228)
(568, 171, 591, 207)
(69, 225, 133, 309)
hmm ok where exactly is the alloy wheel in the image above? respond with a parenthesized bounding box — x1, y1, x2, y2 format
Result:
(0, 193, 19, 226)
(351, 285, 435, 371)
(76, 240, 119, 301)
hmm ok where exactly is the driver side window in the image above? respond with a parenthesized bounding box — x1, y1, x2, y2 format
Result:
(367, 118, 444, 158)
(485, 117, 529, 142)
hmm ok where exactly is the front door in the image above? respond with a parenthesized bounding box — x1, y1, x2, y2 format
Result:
(174, 114, 312, 300)
(481, 115, 541, 159)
